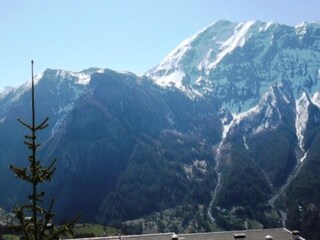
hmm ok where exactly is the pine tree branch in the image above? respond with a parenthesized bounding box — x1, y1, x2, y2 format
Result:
(39, 198, 55, 240)
(28, 192, 45, 203)
(23, 141, 33, 148)
(35, 117, 49, 131)
(51, 213, 82, 239)
(10, 165, 32, 182)
(40, 159, 57, 181)
(17, 118, 32, 130)
(46, 159, 57, 171)
(25, 134, 36, 140)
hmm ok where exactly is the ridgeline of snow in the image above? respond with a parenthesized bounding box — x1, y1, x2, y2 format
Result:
(0, 86, 15, 99)
(0, 68, 111, 136)
(222, 82, 294, 142)
(207, 21, 256, 69)
(147, 20, 320, 113)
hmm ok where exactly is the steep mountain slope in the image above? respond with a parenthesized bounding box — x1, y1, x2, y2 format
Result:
(0, 68, 223, 223)
(0, 68, 93, 207)
(1, 20, 320, 239)
(146, 20, 320, 238)
(285, 92, 320, 240)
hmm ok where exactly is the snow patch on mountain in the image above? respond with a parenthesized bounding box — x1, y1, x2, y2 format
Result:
(52, 69, 93, 87)
(234, 104, 273, 135)
(295, 92, 311, 151)
(220, 82, 295, 150)
(71, 72, 91, 85)
(259, 21, 276, 32)
(243, 135, 250, 150)
(153, 71, 185, 88)
(295, 22, 308, 37)
(300, 151, 308, 163)
(49, 70, 94, 136)
(207, 21, 255, 69)
(50, 105, 74, 136)
(5, 68, 96, 137)
(0, 86, 15, 99)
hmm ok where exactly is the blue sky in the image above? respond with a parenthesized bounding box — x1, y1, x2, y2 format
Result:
(1, 0, 320, 89)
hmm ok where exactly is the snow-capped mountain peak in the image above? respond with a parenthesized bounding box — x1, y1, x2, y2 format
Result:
(295, 21, 309, 36)
(147, 20, 320, 114)
(146, 20, 239, 90)
(0, 86, 15, 99)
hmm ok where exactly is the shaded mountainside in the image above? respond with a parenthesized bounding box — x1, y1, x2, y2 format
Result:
(1, 20, 320, 239)
(0, 69, 222, 223)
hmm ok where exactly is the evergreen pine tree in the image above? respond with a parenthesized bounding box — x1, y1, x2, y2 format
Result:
(10, 60, 80, 240)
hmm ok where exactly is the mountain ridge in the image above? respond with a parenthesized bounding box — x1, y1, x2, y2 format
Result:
(1, 19, 320, 239)
(147, 20, 320, 113)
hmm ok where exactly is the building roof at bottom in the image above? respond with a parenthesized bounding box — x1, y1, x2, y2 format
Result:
(70, 228, 305, 240)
